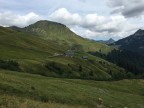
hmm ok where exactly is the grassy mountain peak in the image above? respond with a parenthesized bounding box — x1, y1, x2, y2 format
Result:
(23, 20, 73, 39)
(21, 20, 113, 53)
(25, 20, 67, 30)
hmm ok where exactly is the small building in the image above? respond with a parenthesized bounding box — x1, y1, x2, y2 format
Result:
(82, 56, 88, 60)
(64, 50, 74, 57)
(54, 53, 59, 56)
(54, 53, 63, 56)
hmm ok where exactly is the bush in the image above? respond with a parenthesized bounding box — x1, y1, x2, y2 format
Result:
(0, 60, 20, 71)
(40, 95, 49, 102)
(45, 62, 72, 76)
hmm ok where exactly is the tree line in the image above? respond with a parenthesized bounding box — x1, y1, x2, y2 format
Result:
(89, 49, 144, 78)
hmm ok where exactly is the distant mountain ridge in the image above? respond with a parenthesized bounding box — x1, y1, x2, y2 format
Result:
(115, 29, 144, 56)
(97, 38, 115, 44)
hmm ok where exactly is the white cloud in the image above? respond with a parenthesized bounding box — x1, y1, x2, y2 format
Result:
(0, 12, 41, 27)
(87, 15, 126, 33)
(49, 8, 82, 26)
(81, 14, 107, 28)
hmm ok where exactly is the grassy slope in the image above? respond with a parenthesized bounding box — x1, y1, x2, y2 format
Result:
(4, 52, 126, 80)
(23, 20, 113, 53)
(0, 70, 144, 108)
(0, 26, 127, 80)
(0, 27, 68, 59)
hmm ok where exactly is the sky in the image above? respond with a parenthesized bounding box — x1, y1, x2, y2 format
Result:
(0, 0, 144, 40)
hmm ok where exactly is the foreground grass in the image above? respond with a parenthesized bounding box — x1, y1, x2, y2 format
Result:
(0, 70, 144, 108)
(0, 95, 84, 108)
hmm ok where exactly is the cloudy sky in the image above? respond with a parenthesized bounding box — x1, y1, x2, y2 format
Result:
(0, 0, 144, 40)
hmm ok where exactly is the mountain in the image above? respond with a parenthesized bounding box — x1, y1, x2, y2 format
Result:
(107, 38, 115, 44)
(0, 20, 129, 80)
(21, 20, 113, 53)
(8, 20, 113, 53)
(115, 29, 144, 56)
(91, 30, 144, 76)
(97, 38, 115, 44)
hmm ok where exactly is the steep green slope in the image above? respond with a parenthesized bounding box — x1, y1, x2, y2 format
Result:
(22, 20, 112, 53)
(0, 70, 144, 108)
(0, 26, 17, 34)
(0, 26, 68, 59)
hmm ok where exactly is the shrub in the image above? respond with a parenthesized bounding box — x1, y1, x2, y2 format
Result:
(40, 95, 49, 102)
(31, 86, 35, 90)
(45, 62, 72, 76)
(0, 60, 21, 71)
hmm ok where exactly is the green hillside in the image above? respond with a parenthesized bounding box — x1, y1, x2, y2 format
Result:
(0, 70, 144, 108)
(0, 26, 68, 59)
(0, 22, 128, 80)
(21, 20, 113, 53)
